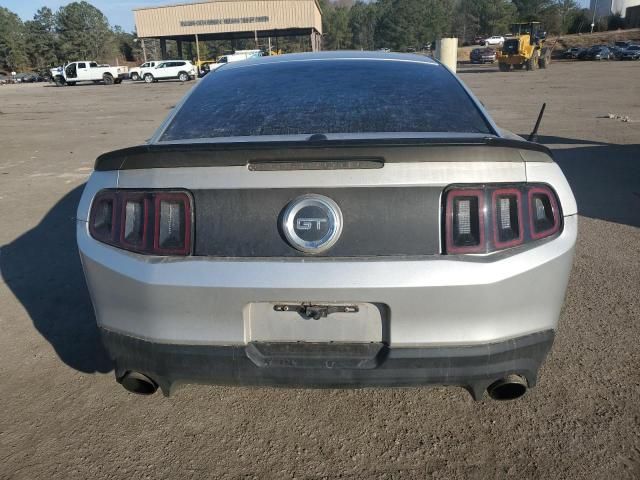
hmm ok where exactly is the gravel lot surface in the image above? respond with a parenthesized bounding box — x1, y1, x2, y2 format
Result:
(1, 61, 639, 479)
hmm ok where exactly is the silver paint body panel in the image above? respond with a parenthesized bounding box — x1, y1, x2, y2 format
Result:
(78, 161, 577, 347)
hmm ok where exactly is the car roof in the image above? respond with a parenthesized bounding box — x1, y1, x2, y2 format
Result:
(220, 51, 439, 72)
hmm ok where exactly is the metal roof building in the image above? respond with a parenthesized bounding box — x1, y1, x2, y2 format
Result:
(134, 0, 323, 59)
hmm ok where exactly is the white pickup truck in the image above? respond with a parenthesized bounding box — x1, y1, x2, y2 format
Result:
(129, 61, 161, 81)
(50, 61, 128, 86)
(207, 50, 263, 73)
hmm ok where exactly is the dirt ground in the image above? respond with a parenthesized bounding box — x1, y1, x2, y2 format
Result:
(0, 60, 639, 479)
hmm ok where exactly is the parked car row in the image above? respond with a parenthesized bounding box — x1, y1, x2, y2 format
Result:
(46, 51, 265, 88)
(0, 72, 47, 84)
(128, 50, 264, 83)
(561, 43, 640, 61)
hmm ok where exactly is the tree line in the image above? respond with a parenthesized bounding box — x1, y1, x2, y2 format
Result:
(1, 0, 637, 73)
(320, 0, 636, 51)
(0, 2, 140, 73)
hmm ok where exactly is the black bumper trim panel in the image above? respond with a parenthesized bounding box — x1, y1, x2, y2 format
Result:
(100, 329, 555, 400)
(192, 187, 441, 257)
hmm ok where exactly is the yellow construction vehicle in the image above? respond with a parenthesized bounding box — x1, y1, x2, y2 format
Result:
(497, 22, 552, 71)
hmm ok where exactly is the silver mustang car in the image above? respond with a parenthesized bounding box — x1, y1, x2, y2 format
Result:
(78, 52, 577, 401)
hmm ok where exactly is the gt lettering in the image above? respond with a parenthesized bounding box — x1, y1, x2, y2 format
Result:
(296, 218, 327, 231)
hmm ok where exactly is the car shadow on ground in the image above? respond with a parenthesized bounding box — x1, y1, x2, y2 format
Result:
(0, 184, 112, 373)
(532, 136, 640, 228)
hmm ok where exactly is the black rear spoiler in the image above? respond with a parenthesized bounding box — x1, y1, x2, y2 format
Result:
(94, 137, 554, 171)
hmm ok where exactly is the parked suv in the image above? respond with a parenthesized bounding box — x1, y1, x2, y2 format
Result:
(483, 36, 504, 46)
(142, 60, 196, 83)
(130, 61, 160, 81)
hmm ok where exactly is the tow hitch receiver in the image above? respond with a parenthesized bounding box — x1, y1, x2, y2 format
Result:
(273, 303, 360, 320)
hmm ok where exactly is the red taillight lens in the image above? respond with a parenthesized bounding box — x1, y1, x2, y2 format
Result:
(444, 184, 561, 255)
(89, 191, 117, 243)
(89, 190, 192, 256)
(528, 186, 560, 239)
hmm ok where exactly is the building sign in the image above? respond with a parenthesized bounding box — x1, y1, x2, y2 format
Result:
(180, 16, 270, 27)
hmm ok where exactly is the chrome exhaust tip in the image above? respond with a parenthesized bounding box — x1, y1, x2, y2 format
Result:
(487, 374, 528, 401)
(119, 371, 158, 395)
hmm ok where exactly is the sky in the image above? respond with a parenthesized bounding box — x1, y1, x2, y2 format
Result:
(4, 0, 593, 33)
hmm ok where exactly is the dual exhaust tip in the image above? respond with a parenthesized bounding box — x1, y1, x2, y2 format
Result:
(119, 371, 529, 401)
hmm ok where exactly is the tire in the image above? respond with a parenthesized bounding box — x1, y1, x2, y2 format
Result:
(539, 48, 551, 69)
(131, 72, 140, 81)
(526, 52, 539, 71)
(178, 72, 189, 82)
(498, 62, 511, 72)
(144, 73, 154, 83)
(103, 74, 114, 85)
(54, 76, 66, 86)
(513, 64, 524, 70)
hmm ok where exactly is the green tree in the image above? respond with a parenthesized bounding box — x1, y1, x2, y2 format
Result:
(0, 7, 28, 71)
(375, 0, 454, 51)
(55, 1, 116, 62)
(453, 0, 516, 41)
(112, 25, 141, 62)
(512, 0, 575, 35)
(323, 3, 352, 49)
(566, 8, 591, 33)
(607, 13, 625, 30)
(24, 7, 59, 71)
(348, 1, 378, 50)
(557, 0, 580, 33)
(512, 0, 556, 21)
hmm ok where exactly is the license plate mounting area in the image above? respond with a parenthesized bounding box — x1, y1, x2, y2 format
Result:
(273, 303, 359, 320)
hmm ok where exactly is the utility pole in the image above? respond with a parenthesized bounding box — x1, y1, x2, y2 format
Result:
(591, 0, 599, 34)
(195, 33, 201, 64)
(141, 38, 147, 62)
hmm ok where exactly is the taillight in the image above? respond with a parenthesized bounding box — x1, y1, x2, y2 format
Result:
(492, 188, 523, 249)
(89, 190, 192, 255)
(153, 193, 191, 255)
(445, 189, 485, 254)
(528, 186, 560, 239)
(89, 191, 117, 243)
(444, 184, 561, 255)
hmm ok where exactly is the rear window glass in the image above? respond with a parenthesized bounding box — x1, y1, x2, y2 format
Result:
(160, 59, 492, 141)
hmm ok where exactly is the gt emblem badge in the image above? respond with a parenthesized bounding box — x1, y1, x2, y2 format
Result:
(282, 194, 343, 254)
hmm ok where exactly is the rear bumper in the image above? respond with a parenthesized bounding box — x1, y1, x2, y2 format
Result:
(102, 328, 555, 399)
(78, 215, 577, 346)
